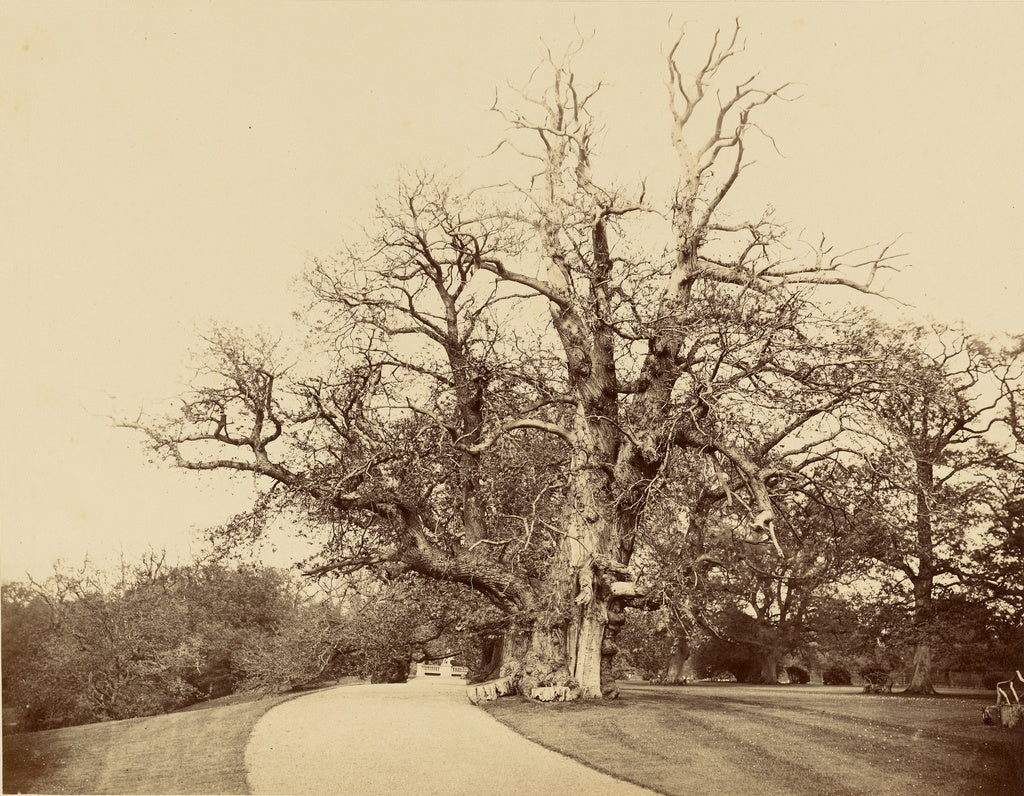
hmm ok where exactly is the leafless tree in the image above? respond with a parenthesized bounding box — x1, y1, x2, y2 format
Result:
(128, 25, 900, 699)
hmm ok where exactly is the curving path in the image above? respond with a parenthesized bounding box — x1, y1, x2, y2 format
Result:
(245, 677, 657, 795)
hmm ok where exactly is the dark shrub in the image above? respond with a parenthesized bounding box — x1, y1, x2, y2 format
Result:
(369, 656, 409, 684)
(785, 666, 810, 684)
(982, 671, 1010, 691)
(691, 634, 760, 683)
(822, 665, 852, 686)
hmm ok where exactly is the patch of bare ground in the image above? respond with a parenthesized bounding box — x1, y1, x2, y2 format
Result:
(483, 682, 1023, 796)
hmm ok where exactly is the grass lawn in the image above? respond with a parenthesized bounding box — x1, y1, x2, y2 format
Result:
(2, 691, 297, 795)
(2, 676, 351, 796)
(5, 678, 1021, 795)
(484, 682, 1024, 796)
(3, 677, 366, 794)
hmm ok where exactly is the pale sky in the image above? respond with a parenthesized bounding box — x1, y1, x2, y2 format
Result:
(2, 2, 1023, 581)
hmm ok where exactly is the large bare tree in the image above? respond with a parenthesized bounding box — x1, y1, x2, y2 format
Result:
(130, 26, 898, 699)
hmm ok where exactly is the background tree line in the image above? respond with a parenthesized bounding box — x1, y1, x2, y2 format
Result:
(616, 319, 1023, 690)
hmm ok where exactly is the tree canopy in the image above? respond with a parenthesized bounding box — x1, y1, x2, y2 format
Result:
(122, 25, 1020, 701)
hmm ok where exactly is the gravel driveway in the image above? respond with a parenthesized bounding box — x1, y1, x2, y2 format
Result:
(245, 677, 656, 795)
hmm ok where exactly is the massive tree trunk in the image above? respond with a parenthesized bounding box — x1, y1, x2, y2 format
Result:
(489, 461, 639, 699)
(547, 472, 629, 698)
(482, 591, 627, 700)
(663, 634, 692, 683)
(906, 641, 933, 694)
(568, 598, 609, 698)
(497, 624, 578, 698)
(759, 653, 782, 685)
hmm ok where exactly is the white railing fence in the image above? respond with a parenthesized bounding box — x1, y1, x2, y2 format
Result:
(415, 661, 468, 678)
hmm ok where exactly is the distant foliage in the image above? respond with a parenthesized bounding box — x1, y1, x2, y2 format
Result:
(232, 607, 349, 693)
(1, 555, 308, 732)
(784, 666, 809, 684)
(613, 610, 676, 681)
(822, 666, 852, 686)
(691, 632, 761, 684)
(234, 573, 501, 690)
